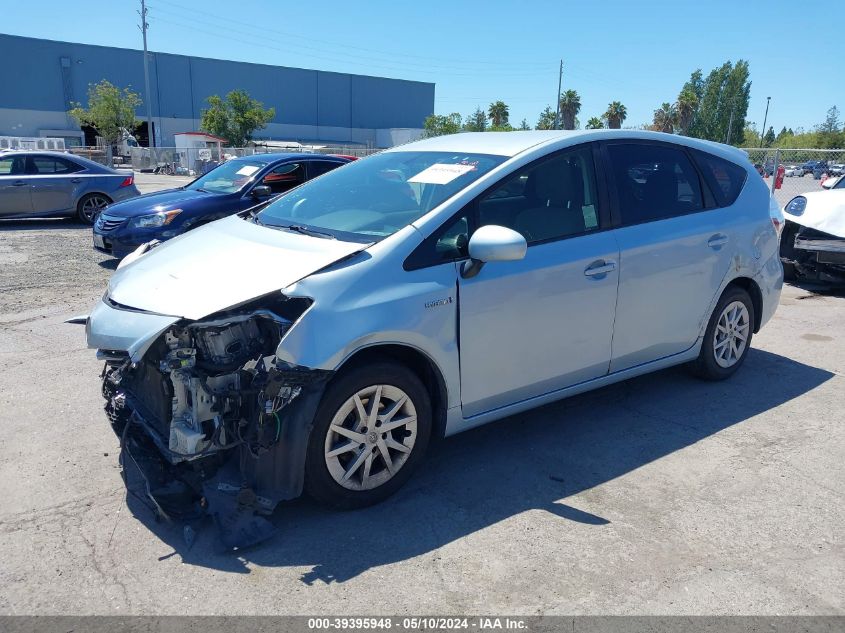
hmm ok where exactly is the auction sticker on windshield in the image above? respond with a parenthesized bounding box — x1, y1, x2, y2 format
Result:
(236, 165, 260, 176)
(409, 163, 475, 185)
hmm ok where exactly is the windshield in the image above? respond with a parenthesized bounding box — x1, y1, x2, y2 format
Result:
(186, 159, 268, 193)
(255, 151, 506, 240)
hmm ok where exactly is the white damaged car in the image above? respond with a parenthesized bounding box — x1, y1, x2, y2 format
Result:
(781, 189, 845, 283)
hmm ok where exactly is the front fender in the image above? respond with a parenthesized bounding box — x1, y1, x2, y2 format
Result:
(275, 252, 461, 409)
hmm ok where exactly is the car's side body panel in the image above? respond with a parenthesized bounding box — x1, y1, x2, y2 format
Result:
(457, 231, 620, 417)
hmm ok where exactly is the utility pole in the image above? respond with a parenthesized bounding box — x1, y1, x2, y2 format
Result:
(139, 0, 155, 147)
(553, 59, 562, 130)
(759, 96, 771, 148)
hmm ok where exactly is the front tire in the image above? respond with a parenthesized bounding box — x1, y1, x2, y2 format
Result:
(304, 362, 431, 510)
(689, 286, 755, 381)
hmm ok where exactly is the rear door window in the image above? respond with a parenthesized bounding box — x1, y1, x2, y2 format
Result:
(692, 150, 748, 207)
(307, 160, 344, 179)
(28, 156, 82, 175)
(606, 143, 704, 225)
(261, 163, 305, 194)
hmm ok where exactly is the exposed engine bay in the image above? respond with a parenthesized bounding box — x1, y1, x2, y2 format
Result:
(781, 222, 845, 285)
(99, 296, 331, 549)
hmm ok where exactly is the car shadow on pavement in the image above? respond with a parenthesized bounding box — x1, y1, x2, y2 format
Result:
(0, 218, 90, 231)
(787, 280, 845, 298)
(97, 258, 120, 270)
(125, 347, 834, 582)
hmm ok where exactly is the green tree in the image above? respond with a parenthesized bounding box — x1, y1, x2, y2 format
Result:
(422, 113, 462, 138)
(535, 106, 557, 130)
(742, 123, 762, 147)
(686, 60, 751, 145)
(200, 89, 275, 146)
(818, 105, 841, 134)
(604, 101, 627, 129)
(585, 116, 604, 129)
(652, 102, 676, 133)
(68, 80, 141, 146)
(489, 123, 515, 132)
(487, 101, 510, 127)
(763, 126, 776, 147)
(518, 118, 531, 131)
(559, 89, 581, 130)
(463, 107, 488, 132)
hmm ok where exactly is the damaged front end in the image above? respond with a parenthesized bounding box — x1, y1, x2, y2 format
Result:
(782, 223, 845, 284)
(96, 295, 331, 549)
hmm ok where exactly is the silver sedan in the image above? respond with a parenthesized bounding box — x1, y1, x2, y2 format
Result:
(0, 151, 141, 223)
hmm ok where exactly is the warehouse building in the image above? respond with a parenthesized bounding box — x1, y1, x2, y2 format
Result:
(0, 33, 434, 148)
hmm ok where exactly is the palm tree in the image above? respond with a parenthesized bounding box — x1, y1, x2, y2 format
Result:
(585, 116, 604, 129)
(604, 101, 627, 129)
(558, 89, 581, 130)
(488, 101, 510, 127)
(674, 88, 698, 136)
(652, 102, 676, 133)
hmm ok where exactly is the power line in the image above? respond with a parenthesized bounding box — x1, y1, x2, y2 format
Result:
(148, 13, 553, 79)
(148, 0, 552, 70)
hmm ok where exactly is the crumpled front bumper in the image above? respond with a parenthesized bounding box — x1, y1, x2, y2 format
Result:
(86, 298, 179, 362)
(88, 299, 333, 549)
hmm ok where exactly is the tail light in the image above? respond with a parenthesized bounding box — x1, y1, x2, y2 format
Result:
(119, 175, 134, 188)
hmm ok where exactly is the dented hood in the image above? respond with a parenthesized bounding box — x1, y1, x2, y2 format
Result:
(108, 215, 369, 320)
(784, 190, 845, 238)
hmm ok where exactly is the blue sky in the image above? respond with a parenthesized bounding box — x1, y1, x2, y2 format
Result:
(1, 0, 841, 132)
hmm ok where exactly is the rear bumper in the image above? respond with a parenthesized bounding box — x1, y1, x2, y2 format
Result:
(111, 185, 141, 203)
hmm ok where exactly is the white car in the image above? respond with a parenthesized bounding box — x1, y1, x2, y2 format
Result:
(822, 174, 844, 190)
(781, 189, 845, 283)
(784, 165, 804, 177)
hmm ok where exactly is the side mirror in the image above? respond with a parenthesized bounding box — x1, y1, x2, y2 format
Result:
(252, 185, 272, 199)
(461, 225, 527, 279)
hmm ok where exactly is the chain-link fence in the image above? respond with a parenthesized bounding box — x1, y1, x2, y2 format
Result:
(741, 148, 845, 207)
(124, 145, 382, 176)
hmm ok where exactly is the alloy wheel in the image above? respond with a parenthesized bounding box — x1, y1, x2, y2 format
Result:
(713, 300, 750, 368)
(80, 195, 110, 223)
(324, 384, 418, 491)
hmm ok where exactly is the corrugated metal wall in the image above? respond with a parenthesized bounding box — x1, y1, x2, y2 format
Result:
(0, 34, 434, 146)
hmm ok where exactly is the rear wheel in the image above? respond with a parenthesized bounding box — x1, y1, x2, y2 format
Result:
(689, 286, 755, 381)
(305, 362, 431, 510)
(77, 193, 111, 224)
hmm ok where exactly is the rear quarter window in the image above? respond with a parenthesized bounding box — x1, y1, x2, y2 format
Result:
(692, 150, 748, 207)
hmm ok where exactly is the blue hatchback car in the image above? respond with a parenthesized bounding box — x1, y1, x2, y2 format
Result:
(93, 152, 350, 257)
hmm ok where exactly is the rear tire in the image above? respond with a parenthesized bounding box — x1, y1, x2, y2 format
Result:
(76, 193, 111, 224)
(304, 361, 431, 510)
(689, 286, 755, 381)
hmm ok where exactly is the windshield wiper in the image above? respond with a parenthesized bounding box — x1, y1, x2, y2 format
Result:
(278, 224, 336, 239)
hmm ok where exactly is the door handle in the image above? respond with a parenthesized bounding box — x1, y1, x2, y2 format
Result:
(708, 234, 729, 248)
(70, 178, 82, 183)
(584, 260, 616, 277)
(12, 180, 27, 187)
